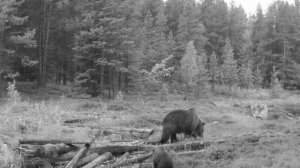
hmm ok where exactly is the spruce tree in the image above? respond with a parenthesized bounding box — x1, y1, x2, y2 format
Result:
(181, 41, 208, 98)
(221, 39, 238, 92)
(239, 61, 254, 89)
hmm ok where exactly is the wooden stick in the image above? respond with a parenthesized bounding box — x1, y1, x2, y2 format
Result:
(112, 152, 129, 165)
(76, 153, 100, 168)
(112, 152, 153, 167)
(81, 152, 112, 168)
(65, 144, 90, 168)
(19, 138, 89, 145)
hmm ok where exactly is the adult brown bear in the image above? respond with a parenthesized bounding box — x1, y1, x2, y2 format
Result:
(160, 108, 205, 144)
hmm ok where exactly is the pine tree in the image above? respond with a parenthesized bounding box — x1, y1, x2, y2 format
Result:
(221, 39, 238, 92)
(200, 0, 229, 57)
(195, 49, 208, 96)
(228, 3, 247, 61)
(140, 9, 169, 71)
(253, 66, 263, 88)
(176, 0, 206, 59)
(239, 61, 254, 89)
(180, 41, 198, 86)
(166, 31, 176, 55)
(181, 41, 208, 98)
(0, 0, 35, 74)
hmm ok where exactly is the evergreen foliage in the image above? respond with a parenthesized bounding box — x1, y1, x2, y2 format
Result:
(0, 0, 299, 95)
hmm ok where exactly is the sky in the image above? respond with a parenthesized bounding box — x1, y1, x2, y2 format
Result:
(225, 0, 295, 15)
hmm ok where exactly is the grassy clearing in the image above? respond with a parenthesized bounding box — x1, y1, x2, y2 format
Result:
(0, 88, 300, 168)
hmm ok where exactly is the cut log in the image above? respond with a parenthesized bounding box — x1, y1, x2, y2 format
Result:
(81, 152, 112, 168)
(49, 150, 80, 162)
(138, 163, 153, 168)
(147, 140, 209, 152)
(111, 152, 153, 167)
(65, 143, 90, 168)
(37, 143, 76, 158)
(112, 152, 129, 165)
(21, 143, 77, 158)
(64, 118, 98, 124)
(76, 153, 100, 167)
(19, 138, 89, 145)
(88, 144, 150, 156)
(103, 127, 154, 139)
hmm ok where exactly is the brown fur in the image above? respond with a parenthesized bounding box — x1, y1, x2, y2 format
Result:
(160, 108, 205, 144)
(153, 146, 174, 168)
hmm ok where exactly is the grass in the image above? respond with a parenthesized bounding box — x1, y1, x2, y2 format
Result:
(0, 86, 300, 168)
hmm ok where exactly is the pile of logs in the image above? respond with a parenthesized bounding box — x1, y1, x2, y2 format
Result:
(1, 127, 263, 168)
(19, 138, 210, 168)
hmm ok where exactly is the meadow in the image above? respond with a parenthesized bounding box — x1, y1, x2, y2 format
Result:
(0, 86, 300, 168)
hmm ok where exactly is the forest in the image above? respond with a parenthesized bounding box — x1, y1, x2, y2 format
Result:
(1, 1, 300, 168)
(0, 0, 299, 98)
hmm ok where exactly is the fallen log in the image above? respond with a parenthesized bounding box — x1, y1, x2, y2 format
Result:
(138, 163, 153, 168)
(21, 143, 77, 158)
(76, 153, 100, 167)
(64, 118, 98, 124)
(146, 140, 209, 152)
(37, 143, 76, 158)
(49, 150, 81, 162)
(82, 152, 112, 168)
(19, 138, 89, 145)
(103, 127, 154, 139)
(88, 144, 150, 156)
(111, 152, 153, 167)
(66, 143, 90, 168)
(112, 152, 129, 166)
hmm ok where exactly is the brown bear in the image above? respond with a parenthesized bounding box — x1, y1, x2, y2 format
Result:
(153, 146, 174, 168)
(160, 108, 205, 144)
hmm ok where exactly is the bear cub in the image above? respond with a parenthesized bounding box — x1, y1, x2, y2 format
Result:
(160, 108, 205, 144)
(153, 146, 174, 168)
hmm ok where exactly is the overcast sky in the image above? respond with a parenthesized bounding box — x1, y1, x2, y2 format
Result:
(224, 0, 295, 15)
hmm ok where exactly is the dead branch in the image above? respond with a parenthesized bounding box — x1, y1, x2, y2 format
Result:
(35, 143, 76, 158)
(81, 152, 113, 168)
(103, 127, 154, 139)
(19, 138, 89, 145)
(64, 118, 98, 124)
(138, 163, 153, 168)
(76, 153, 100, 167)
(65, 143, 90, 168)
(88, 144, 150, 156)
(111, 152, 153, 167)
(112, 152, 129, 166)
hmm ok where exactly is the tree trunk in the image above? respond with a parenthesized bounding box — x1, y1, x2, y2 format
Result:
(112, 67, 116, 98)
(38, 0, 45, 87)
(42, 3, 51, 88)
(118, 71, 122, 91)
(108, 66, 112, 99)
(99, 65, 104, 96)
(211, 57, 215, 92)
(63, 73, 67, 85)
(124, 56, 129, 93)
(81, 152, 112, 168)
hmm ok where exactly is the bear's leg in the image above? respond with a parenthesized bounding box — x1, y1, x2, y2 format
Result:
(160, 126, 171, 144)
(170, 134, 178, 143)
